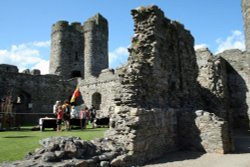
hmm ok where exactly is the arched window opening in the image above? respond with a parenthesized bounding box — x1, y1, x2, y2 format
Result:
(92, 92, 101, 110)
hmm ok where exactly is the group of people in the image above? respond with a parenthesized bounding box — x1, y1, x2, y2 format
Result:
(53, 100, 96, 132)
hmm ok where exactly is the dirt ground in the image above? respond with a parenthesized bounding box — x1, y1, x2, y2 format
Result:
(144, 129, 250, 167)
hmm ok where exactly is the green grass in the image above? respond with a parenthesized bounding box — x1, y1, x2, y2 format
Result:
(0, 126, 108, 163)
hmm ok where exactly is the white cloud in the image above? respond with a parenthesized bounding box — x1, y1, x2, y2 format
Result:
(194, 43, 209, 50)
(215, 30, 245, 54)
(0, 41, 50, 74)
(32, 60, 50, 74)
(109, 46, 129, 68)
(32, 40, 50, 47)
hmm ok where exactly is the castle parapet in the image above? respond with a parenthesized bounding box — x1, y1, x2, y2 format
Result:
(31, 69, 41, 75)
(22, 69, 30, 74)
(0, 64, 18, 73)
(70, 22, 82, 32)
(52, 20, 69, 33)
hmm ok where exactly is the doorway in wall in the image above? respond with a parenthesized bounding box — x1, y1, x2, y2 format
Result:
(92, 92, 101, 110)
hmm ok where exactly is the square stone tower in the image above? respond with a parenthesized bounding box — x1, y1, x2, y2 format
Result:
(49, 14, 108, 79)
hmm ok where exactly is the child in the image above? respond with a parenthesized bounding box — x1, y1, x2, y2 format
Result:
(56, 105, 63, 132)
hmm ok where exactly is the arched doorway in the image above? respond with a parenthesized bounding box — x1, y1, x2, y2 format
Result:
(92, 92, 101, 110)
(14, 90, 31, 126)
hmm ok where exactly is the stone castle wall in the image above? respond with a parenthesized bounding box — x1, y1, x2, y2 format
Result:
(0, 70, 77, 125)
(0, 64, 18, 73)
(196, 48, 230, 120)
(0, 3, 247, 167)
(196, 47, 250, 128)
(105, 6, 233, 166)
(242, 0, 250, 53)
(79, 69, 118, 118)
(218, 50, 250, 128)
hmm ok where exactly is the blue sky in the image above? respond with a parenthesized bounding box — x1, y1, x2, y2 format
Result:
(0, 0, 245, 74)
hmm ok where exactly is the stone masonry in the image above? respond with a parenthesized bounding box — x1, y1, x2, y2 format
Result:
(0, 68, 77, 125)
(49, 14, 108, 79)
(242, 0, 250, 53)
(49, 21, 84, 79)
(0, 1, 250, 167)
(105, 5, 233, 166)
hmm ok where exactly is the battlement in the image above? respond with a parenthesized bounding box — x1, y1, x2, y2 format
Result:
(83, 13, 108, 32)
(0, 64, 18, 73)
(70, 22, 82, 31)
(21, 69, 41, 75)
(52, 20, 69, 33)
(87, 13, 107, 25)
(52, 21, 84, 34)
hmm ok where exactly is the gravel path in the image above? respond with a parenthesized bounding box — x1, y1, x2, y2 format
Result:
(144, 129, 250, 167)
(144, 152, 250, 167)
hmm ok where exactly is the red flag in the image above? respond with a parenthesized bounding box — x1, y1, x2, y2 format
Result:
(70, 87, 80, 103)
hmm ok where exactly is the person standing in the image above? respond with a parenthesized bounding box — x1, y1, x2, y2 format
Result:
(89, 105, 96, 128)
(56, 105, 63, 132)
(53, 101, 61, 117)
(62, 100, 71, 131)
(79, 107, 86, 130)
(84, 107, 89, 129)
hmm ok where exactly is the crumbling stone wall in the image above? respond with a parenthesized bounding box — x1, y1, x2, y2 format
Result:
(177, 110, 233, 153)
(217, 50, 250, 128)
(196, 47, 250, 129)
(0, 4, 241, 167)
(196, 48, 230, 120)
(194, 110, 233, 153)
(106, 5, 232, 166)
(114, 6, 199, 109)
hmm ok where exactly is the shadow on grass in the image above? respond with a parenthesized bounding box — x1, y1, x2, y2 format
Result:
(3, 136, 34, 138)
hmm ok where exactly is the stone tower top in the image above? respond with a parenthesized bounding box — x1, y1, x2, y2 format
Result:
(52, 20, 69, 33)
(83, 13, 108, 31)
(49, 13, 108, 79)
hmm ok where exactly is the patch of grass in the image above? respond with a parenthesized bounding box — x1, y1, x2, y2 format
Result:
(0, 126, 108, 163)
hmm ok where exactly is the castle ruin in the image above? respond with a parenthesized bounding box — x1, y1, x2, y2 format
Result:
(0, 1, 250, 166)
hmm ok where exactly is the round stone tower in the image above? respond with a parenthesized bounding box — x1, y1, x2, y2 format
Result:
(242, 0, 250, 53)
(49, 21, 84, 79)
(83, 13, 109, 78)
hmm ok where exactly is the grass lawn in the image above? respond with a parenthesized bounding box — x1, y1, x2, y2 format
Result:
(0, 126, 108, 163)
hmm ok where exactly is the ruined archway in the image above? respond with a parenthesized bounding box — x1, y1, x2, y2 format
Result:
(0, 89, 31, 128)
(92, 92, 101, 110)
(13, 90, 31, 126)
